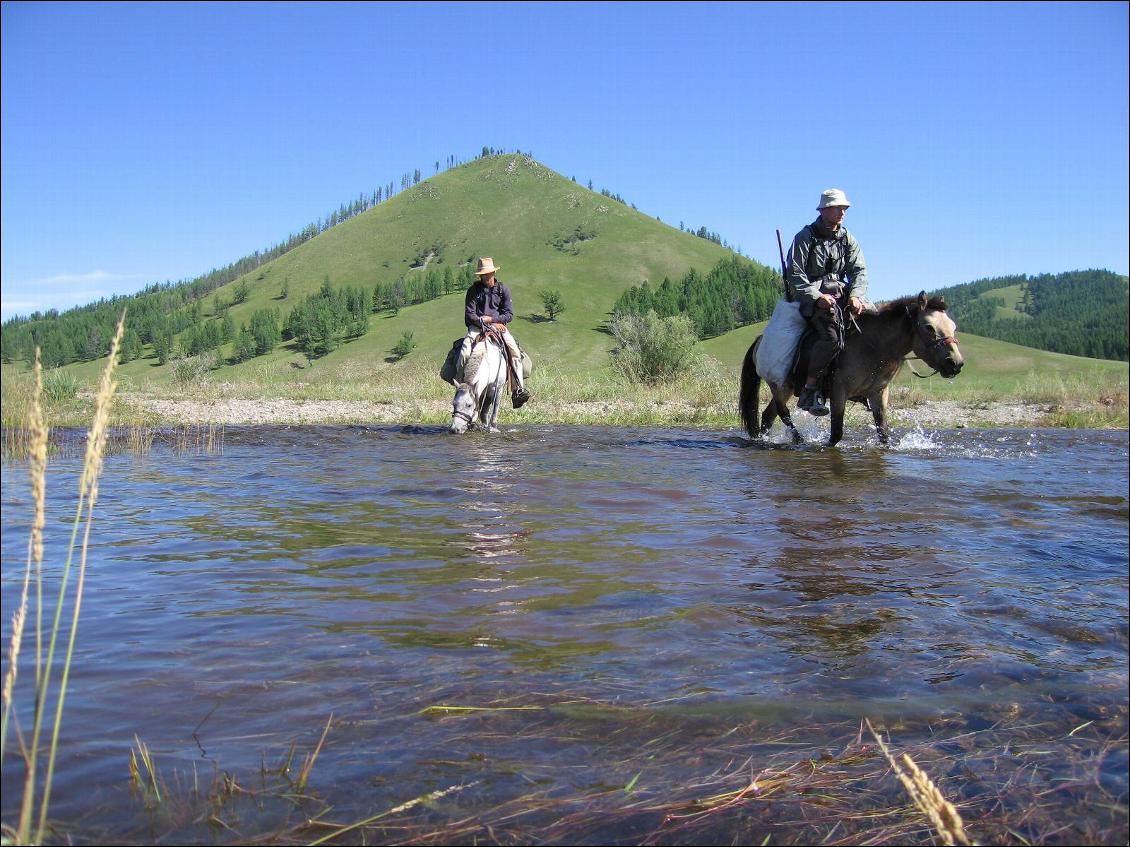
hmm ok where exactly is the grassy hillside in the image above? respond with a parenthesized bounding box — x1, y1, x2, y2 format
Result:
(979, 284, 1030, 320)
(31, 155, 736, 389)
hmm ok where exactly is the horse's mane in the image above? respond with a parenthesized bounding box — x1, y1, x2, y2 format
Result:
(875, 294, 948, 315)
(463, 344, 486, 384)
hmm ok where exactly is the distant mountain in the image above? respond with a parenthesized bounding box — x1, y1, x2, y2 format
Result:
(2, 154, 772, 378)
(933, 270, 1128, 361)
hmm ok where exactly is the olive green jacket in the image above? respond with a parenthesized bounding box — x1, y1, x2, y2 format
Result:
(787, 218, 869, 311)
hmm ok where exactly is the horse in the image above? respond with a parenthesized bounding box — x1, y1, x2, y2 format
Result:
(449, 327, 509, 434)
(739, 292, 964, 446)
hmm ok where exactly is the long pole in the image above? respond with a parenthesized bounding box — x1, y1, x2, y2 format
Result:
(776, 229, 792, 302)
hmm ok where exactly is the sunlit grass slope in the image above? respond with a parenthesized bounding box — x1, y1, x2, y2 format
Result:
(57, 154, 735, 389)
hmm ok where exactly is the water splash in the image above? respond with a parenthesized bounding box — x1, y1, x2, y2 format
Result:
(893, 425, 942, 451)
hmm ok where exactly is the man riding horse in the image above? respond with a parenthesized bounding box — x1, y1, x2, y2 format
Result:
(788, 189, 872, 416)
(457, 257, 531, 408)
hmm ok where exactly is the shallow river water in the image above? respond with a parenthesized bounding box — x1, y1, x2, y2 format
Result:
(2, 424, 1127, 844)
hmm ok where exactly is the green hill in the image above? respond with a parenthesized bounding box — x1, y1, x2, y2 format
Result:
(932, 270, 1129, 361)
(2, 155, 743, 383)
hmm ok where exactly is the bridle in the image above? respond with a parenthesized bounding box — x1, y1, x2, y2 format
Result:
(907, 307, 958, 378)
(848, 304, 958, 379)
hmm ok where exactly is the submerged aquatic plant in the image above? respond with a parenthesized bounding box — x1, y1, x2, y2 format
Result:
(1, 313, 125, 845)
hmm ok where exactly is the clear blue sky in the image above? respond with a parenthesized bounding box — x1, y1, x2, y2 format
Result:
(2, 1, 1127, 320)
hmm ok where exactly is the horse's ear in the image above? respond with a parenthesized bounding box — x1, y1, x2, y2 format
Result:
(917, 291, 928, 311)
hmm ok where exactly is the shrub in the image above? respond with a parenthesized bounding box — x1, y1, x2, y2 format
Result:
(42, 369, 80, 401)
(539, 289, 566, 321)
(391, 331, 416, 359)
(608, 310, 700, 384)
(170, 351, 218, 386)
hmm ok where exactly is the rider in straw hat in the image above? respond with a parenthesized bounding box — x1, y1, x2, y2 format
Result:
(787, 189, 871, 416)
(458, 257, 531, 408)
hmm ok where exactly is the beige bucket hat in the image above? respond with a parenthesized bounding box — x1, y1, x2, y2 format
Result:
(474, 257, 500, 275)
(817, 188, 851, 209)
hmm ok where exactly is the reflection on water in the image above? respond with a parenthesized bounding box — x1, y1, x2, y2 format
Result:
(1, 425, 1127, 842)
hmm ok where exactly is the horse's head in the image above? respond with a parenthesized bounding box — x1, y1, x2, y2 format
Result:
(909, 291, 964, 378)
(449, 383, 476, 434)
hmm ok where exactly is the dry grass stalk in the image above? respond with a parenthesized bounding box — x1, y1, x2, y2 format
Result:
(307, 781, 478, 846)
(5, 313, 127, 845)
(1, 352, 47, 772)
(35, 314, 126, 840)
(867, 719, 973, 846)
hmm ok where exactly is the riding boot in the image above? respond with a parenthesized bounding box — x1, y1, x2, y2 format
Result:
(797, 385, 829, 416)
(511, 357, 531, 408)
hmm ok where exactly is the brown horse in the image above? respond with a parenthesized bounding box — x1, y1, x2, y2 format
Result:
(739, 292, 964, 446)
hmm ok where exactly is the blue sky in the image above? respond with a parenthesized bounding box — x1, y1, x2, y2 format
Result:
(2, 1, 1127, 320)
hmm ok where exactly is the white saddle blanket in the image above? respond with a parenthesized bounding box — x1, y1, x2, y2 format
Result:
(755, 299, 807, 386)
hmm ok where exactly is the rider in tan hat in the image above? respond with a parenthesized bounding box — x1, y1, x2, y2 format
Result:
(458, 257, 531, 408)
(786, 189, 871, 416)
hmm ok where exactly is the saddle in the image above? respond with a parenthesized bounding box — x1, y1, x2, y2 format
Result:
(789, 316, 871, 411)
(438, 329, 533, 387)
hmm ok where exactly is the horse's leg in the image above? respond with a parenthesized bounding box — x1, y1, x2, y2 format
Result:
(871, 386, 891, 445)
(758, 387, 780, 436)
(828, 385, 848, 447)
(771, 384, 803, 443)
(485, 376, 504, 433)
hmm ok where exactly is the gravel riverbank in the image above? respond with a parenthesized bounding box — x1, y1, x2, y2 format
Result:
(117, 394, 1079, 428)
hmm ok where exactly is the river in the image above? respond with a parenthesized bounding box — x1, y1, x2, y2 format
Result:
(2, 424, 1127, 844)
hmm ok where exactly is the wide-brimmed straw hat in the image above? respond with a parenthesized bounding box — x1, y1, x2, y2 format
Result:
(474, 257, 500, 275)
(817, 188, 851, 209)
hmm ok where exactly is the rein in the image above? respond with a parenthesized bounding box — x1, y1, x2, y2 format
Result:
(907, 308, 958, 377)
(473, 324, 507, 349)
(850, 305, 957, 378)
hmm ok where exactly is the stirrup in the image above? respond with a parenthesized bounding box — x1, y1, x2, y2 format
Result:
(798, 387, 828, 417)
(512, 387, 531, 408)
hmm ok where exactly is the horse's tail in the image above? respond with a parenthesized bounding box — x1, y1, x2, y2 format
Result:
(738, 336, 762, 439)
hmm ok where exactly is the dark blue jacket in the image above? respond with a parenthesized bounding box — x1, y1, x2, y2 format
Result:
(464, 280, 514, 328)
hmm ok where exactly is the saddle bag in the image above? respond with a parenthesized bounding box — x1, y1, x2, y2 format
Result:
(439, 338, 462, 385)
(440, 335, 533, 386)
(755, 299, 807, 386)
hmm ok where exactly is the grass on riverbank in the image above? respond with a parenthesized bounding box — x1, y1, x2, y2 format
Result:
(3, 351, 1128, 435)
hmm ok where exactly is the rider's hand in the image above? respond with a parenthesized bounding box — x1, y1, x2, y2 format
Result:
(848, 297, 864, 316)
(816, 294, 836, 310)
(481, 315, 494, 324)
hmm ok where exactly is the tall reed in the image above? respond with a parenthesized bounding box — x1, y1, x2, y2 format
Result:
(1, 351, 47, 767)
(2, 313, 125, 845)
